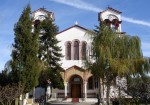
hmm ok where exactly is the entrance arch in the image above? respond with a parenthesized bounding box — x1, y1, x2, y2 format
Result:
(69, 75, 83, 98)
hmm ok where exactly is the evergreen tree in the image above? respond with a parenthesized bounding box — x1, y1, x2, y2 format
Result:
(38, 16, 64, 89)
(11, 4, 40, 93)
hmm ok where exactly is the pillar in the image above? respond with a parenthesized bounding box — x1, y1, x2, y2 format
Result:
(64, 83, 68, 97)
(46, 85, 51, 98)
(71, 44, 74, 60)
(84, 81, 87, 99)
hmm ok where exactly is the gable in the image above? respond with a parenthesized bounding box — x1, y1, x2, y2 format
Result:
(57, 25, 87, 35)
(56, 25, 91, 45)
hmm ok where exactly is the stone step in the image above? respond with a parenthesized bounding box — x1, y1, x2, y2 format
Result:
(26, 102, 39, 105)
(26, 104, 39, 105)
(24, 98, 39, 105)
(27, 98, 33, 104)
(32, 103, 39, 105)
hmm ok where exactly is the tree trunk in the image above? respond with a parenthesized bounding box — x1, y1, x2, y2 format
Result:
(15, 98, 18, 105)
(106, 83, 110, 105)
(98, 77, 101, 105)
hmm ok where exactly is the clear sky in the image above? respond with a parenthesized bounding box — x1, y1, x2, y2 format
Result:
(0, 0, 150, 71)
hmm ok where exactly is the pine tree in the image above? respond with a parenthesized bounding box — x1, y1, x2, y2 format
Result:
(38, 16, 64, 89)
(11, 4, 40, 93)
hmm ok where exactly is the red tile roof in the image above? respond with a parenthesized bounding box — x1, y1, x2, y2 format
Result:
(32, 8, 53, 14)
(100, 7, 122, 14)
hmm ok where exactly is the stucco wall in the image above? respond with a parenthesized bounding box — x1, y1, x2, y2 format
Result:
(56, 26, 92, 70)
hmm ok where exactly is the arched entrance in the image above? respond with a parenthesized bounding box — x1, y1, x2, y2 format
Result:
(69, 75, 83, 98)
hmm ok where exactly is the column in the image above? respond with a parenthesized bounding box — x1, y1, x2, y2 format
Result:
(84, 81, 87, 100)
(64, 83, 68, 97)
(46, 85, 51, 98)
(71, 44, 74, 60)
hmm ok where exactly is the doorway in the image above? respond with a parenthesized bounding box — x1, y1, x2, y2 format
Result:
(71, 84, 81, 98)
(70, 75, 83, 98)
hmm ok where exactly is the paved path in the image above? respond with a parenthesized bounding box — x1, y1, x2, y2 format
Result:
(47, 102, 96, 105)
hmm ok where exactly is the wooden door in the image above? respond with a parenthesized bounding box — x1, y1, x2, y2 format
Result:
(71, 84, 81, 98)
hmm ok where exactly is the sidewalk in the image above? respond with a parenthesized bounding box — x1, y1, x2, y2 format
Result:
(47, 98, 97, 105)
(47, 102, 96, 105)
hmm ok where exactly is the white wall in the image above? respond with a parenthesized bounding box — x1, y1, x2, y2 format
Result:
(56, 26, 92, 70)
(32, 10, 53, 21)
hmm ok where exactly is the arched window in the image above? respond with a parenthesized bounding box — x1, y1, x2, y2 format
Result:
(74, 41, 79, 60)
(66, 42, 71, 60)
(88, 76, 93, 89)
(82, 42, 86, 60)
(34, 20, 40, 28)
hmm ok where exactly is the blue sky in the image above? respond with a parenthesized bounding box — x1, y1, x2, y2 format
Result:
(0, 0, 150, 71)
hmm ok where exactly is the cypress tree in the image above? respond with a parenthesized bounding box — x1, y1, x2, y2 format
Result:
(38, 16, 64, 89)
(11, 4, 40, 93)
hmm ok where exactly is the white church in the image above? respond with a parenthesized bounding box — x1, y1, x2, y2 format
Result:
(31, 7, 127, 102)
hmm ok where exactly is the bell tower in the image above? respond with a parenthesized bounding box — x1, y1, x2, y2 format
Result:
(98, 7, 123, 33)
(31, 8, 54, 28)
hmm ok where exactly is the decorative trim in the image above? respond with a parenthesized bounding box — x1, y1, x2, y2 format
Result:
(65, 65, 85, 71)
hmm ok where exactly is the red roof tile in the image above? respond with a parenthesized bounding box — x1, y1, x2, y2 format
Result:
(32, 8, 53, 14)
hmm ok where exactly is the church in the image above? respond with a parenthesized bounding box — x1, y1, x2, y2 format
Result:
(31, 7, 126, 101)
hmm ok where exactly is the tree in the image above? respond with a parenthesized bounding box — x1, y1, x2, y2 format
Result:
(38, 16, 64, 89)
(86, 22, 150, 105)
(0, 65, 24, 105)
(0, 83, 23, 105)
(118, 72, 150, 105)
(11, 4, 40, 93)
(0, 69, 12, 86)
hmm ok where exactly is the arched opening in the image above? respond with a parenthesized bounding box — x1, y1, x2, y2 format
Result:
(69, 75, 83, 98)
(88, 76, 94, 89)
(82, 42, 87, 60)
(112, 19, 120, 31)
(88, 76, 99, 90)
(66, 42, 71, 60)
(74, 41, 79, 60)
(104, 19, 111, 27)
(34, 20, 40, 28)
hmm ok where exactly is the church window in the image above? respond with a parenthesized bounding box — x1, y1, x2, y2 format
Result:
(73, 77, 80, 82)
(74, 41, 79, 60)
(82, 42, 87, 60)
(66, 42, 71, 60)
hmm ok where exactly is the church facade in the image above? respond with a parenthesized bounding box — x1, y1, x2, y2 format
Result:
(32, 7, 126, 100)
